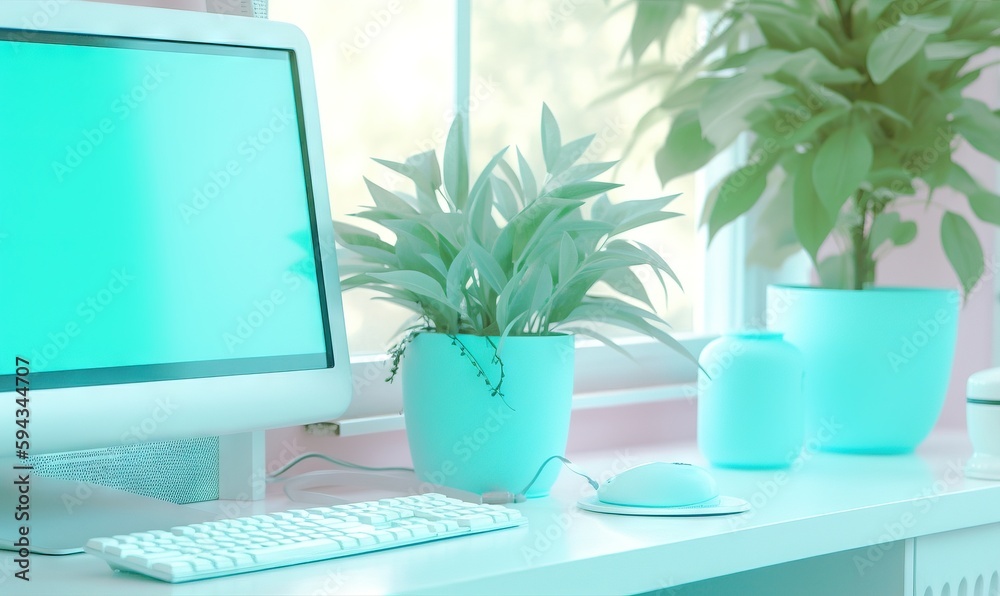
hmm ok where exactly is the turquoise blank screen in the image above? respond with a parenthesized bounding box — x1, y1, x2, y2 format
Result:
(0, 33, 330, 389)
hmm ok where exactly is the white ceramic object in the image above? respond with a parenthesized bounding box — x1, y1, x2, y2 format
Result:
(965, 368, 1000, 481)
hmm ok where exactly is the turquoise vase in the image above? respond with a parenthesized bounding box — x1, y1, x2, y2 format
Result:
(766, 286, 959, 454)
(697, 331, 805, 469)
(401, 333, 574, 498)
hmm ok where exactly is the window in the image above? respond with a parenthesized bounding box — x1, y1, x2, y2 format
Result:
(268, 1, 791, 431)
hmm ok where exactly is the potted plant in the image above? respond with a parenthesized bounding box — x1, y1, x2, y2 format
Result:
(335, 105, 689, 496)
(621, 0, 1000, 452)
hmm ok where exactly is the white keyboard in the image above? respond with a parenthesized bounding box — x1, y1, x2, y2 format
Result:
(84, 493, 526, 583)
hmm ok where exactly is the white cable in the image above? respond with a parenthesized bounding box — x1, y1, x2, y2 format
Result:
(274, 453, 597, 505)
(268, 452, 414, 480)
(282, 470, 488, 505)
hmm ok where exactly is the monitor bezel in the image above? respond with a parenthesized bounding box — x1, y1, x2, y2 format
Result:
(0, 0, 353, 456)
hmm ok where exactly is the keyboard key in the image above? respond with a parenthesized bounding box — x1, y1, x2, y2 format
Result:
(152, 561, 195, 578)
(86, 538, 117, 552)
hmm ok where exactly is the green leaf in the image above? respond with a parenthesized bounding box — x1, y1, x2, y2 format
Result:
(558, 233, 578, 284)
(747, 166, 799, 268)
(816, 253, 853, 290)
(369, 270, 451, 307)
(659, 77, 716, 113)
(528, 267, 554, 330)
(333, 222, 397, 265)
(612, 211, 682, 237)
(628, 0, 683, 61)
(655, 110, 717, 185)
(941, 211, 984, 299)
(491, 175, 520, 222)
(561, 297, 696, 366)
(867, 24, 929, 85)
(900, 14, 951, 34)
(372, 155, 441, 212)
(954, 99, 1000, 162)
(866, 0, 897, 19)
(363, 177, 417, 214)
(546, 181, 622, 200)
(870, 212, 917, 252)
(541, 103, 561, 172)
(550, 134, 595, 175)
(517, 148, 537, 202)
(794, 152, 836, 261)
(812, 123, 873, 219)
(465, 148, 509, 244)
(771, 48, 865, 85)
(467, 241, 508, 295)
(783, 106, 850, 146)
(707, 155, 776, 242)
(699, 78, 791, 148)
(547, 161, 618, 191)
(600, 267, 655, 310)
(926, 41, 989, 61)
(967, 192, 1000, 227)
(443, 115, 469, 209)
(558, 326, 634, 361)
(948, 163, 1000, 226)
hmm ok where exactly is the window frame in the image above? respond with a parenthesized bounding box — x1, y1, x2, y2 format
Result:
(326, 1, 806, 435)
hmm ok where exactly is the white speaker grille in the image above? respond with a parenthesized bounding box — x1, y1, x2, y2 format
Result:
(28, 437, 220, 504)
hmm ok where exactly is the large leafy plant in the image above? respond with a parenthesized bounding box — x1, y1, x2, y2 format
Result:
(335, 105, 688, 383)
(622, 0, 1000, 294)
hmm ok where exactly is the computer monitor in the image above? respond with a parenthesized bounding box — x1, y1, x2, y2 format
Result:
(0, 0, 352, 551)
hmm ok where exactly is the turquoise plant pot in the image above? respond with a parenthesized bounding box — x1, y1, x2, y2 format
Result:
(401, 333, 574, 498)
(697, 331, 804, 468)
(766, 286, 959, 454)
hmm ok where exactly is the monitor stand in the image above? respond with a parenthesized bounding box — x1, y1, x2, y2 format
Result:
(0, 431, 266, 555)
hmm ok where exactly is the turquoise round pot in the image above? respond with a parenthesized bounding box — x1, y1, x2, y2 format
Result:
(766, 286, 959, 454)
(697, 331, 804, 469)
(401, 333, 574, 498)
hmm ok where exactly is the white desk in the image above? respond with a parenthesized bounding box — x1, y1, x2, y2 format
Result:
(4, 431, 999, 595)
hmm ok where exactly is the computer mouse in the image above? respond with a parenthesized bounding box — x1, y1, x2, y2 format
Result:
(597, 462, 720, 508)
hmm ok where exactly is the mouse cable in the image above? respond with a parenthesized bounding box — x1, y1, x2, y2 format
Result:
(268, 452, 415, 480)
(269, 452, 600, 505)
(518, 455, 599, 495)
